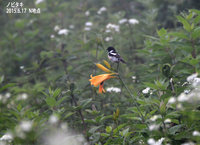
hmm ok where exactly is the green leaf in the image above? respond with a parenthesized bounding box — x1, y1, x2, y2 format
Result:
(64, 112, 74, 119)
(56, 96, 68, 106)
(15, 19, 26, 29)
(157, 28, 167, 37)
(101, 133, 110, 137)
(113, 124, 127, 134)
(177, 16, 191, 32)
(106, 126, 112, 133)
(52, 88, 61, 98)
(0, 75, 4, 83)
(121, 128, 129, 137)
(0, 83, 16, 92)
(79, 98, 92, 108)
(89, 126, 103, 134)
(45, 97, 56, 107)
(169, 124, 184, 135)
(192, 27, 200, 39)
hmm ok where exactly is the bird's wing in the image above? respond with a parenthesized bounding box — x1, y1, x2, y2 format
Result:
(109, 52, 121, 58)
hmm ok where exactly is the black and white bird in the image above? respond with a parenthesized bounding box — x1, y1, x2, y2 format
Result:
(107, 47, 126, 64)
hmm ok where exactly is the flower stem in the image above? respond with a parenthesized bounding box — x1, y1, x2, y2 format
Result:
(118, 74, 145, 123)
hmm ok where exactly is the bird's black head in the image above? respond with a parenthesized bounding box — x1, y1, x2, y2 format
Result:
(107, 47, 116, 52)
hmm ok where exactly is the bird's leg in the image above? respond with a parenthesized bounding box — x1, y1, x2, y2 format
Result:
(117, 62, 120, 72)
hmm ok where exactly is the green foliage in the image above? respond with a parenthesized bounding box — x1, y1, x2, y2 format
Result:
(0, 0, 200, 144)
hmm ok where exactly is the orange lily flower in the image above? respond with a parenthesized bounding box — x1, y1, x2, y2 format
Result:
(89, 73, 116, 93)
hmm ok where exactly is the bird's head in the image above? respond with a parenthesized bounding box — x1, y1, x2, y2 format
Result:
(107, 47, 116, 52)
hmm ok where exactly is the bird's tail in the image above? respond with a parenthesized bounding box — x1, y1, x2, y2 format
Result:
(120, 58, 126, 64)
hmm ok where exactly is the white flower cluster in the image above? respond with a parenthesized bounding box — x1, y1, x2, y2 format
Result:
(181, 142, 195, 145)
(105, 36, 113, 42)
(35, 0, 45, 5)
(128, 18, 139, 25)
(84, 22, 93, 31)
(142, 87, 150, 94)
(167, 97, 176, 104)
(148, 137, 165, 145)
(85, 10, 90, 16)
(150, 115, 161, 122)
(187, 73, 200, 87)
(15, 120, 33, 139)
(69, 25, 75, 29)
(0, 133, 13, 142)
(58, 29, 69, 35)
(44, 127, 87, 145)
(54, 25, 69, 35)
(164, 118, 171, 123)
(20, 121, 33, 132)
(49, 114, 59, 124)
(193, 130, 200, 136)
(177, 89, 200, 103)
(97, 7, 107, 14)
(0, 92, 11, 103)
(17, 93, 28, 100)
(118, 18, 139, 25)
(149, 124, 160, 131)
(106, 87, 121, 93)
(119, 18, 127, 24)
(106, 23, 120, 32)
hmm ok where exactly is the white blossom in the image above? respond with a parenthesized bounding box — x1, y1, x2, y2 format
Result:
(106, 87, 121, 93)
(20, 121, 33, 132)
(106, 23, 120, 32)
(44, 129, 87, 145)
(178, 88, 200, 103)
(0, 133, 13, 142)
(60, 123, 68, 130)
(0, 94, 2, 101)
(148, 138, 165, 145)
(85, 10, 90, 16)
(142, 87, 150, 94)
(168, 97, 176, 104)
(85, 22, 93, 27)
(20, 66, 24, 69)
(148, 138, 156, 145)
(58, 29, 69, 35)
(105, 37, 113, 42)
(118, 19, 128, 24)
(97, 7, 107, 14)
(132, 76, 136, 80)
(49, 115, 59, 124)
(184, 89, 190, 94)
(17, 93, 28, 100)
(5, 93, 11, 99)
(181, 142, 195, 145)
(50, 34, 55, 39)
(69, 25, 74, 29)
(150, 115, 161, 122)
(178, 93, 188, 102)
(149, 124, 160, 131)
(192, 77, 200, 86)
(35, 0, 44, 5)
(105, 29, 111, 33)
(176, 103, 183, 110)
(19, 93, 28, 100)
(187, 73, 198, 83)
(193, 130, 200, 136)
(84, 27, 91, 31)
(164, 118, 171, 123)
(128, 18, 139, 25)
(54, 25, 60, 32)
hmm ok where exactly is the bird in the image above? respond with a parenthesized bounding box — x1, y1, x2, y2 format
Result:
(107, 47, 126, 64)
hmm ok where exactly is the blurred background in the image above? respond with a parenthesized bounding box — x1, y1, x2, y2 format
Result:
(0, 0, 200, 144)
